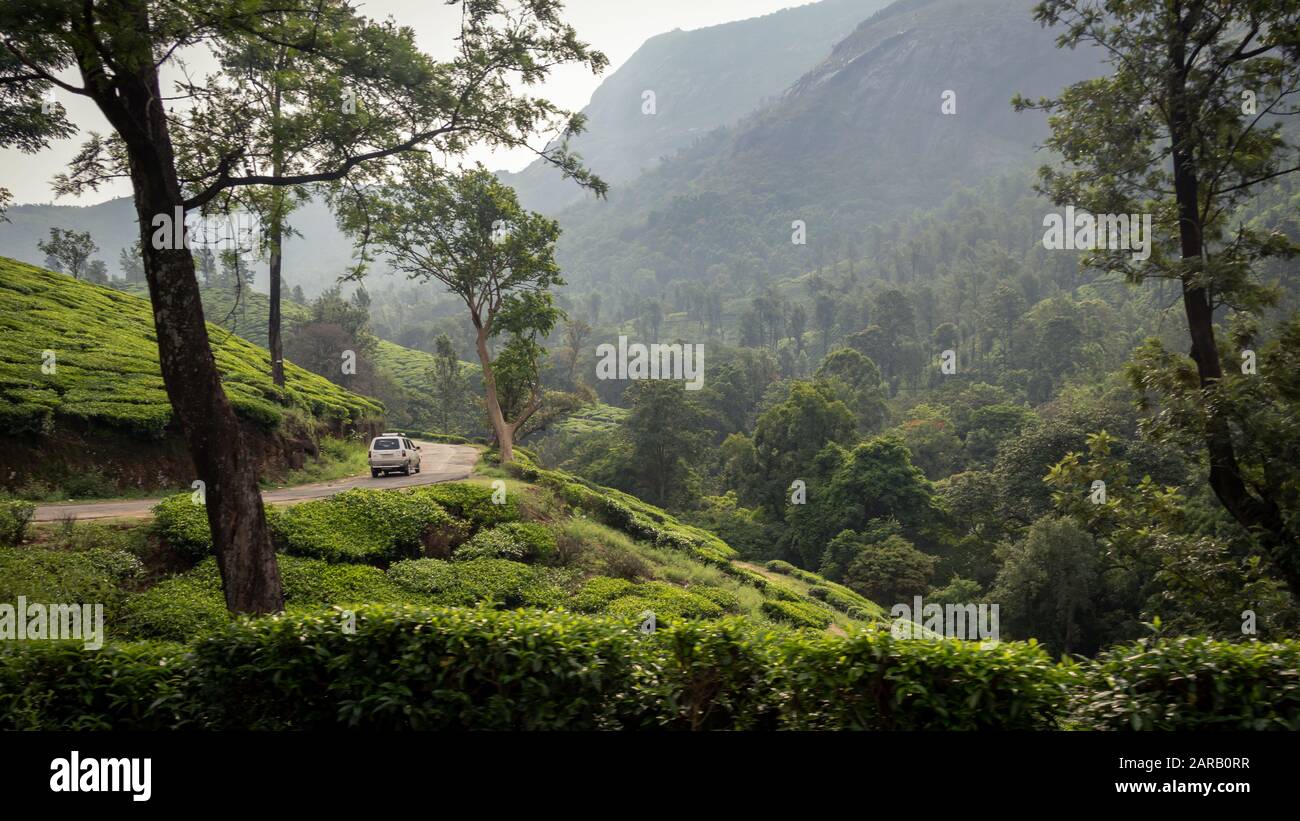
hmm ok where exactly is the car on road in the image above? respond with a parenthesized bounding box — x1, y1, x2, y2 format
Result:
(368, 434, 421, 477)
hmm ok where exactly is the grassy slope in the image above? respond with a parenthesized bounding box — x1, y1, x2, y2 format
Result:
(373, 339, 478, 386)
(0, 258, 383, 436)
(549, 403, 628, 436)
(17, 453, 884, 641)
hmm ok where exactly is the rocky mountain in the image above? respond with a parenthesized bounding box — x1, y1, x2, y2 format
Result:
(551, 0, 1107, 290)
(497, 0, 892, 214)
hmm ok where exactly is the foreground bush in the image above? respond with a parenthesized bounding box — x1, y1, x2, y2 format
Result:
(0, 545, 137, 608)
(270, 489, 460, 564)
(409, 483, 517, 532)
(0, 500, 35, 546)
(386, 558, 562, 608)
(152, 493, 214, 559)
(186, 606, 646, 730)
(120, 556, 422, 641)
(1, 606, 1072, 730)
(0, 641, 188, 730)
(1070, 637, 1300, 730)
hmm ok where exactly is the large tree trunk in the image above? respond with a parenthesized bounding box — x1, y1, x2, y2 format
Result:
(77, 11, 283, 614)
(474, 322, 514, 462)
(1167, 46, 1298, 591)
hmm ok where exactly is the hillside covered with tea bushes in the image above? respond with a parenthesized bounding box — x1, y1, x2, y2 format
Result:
(122, 453, 880, 640)
(0, 258, 382, 437)
(3, 449, 1298, 730)
(0, 259, 386, 492)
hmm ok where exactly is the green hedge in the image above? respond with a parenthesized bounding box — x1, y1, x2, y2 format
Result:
(155, 487, 473, 565)
(452, 522, 555, 563)
(1070, 637, 1300, 730)
(184, 606, 647, 730)
(270, 489, 459, 565)
(0, 545, 138, 608)
(0, 607, 1074, 730)
(0, 641, 189, 730)
(120, 555, 423, 641)
(761, 598, 833, 629)
(386, 558, 562, 608)
(408, 483, 517, 532)
(152, 493, 213, 559)
(10, 608, 1297, 731)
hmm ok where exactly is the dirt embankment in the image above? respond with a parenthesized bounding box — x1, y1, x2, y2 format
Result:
(0, 416, 383, 494)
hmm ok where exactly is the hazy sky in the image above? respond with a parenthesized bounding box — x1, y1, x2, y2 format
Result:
(0, 0, 816, 206)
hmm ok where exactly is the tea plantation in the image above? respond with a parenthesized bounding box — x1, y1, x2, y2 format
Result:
(1, 452, 1297, 730)
(0, 258, 382, 437)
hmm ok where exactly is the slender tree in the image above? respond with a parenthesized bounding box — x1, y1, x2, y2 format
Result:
(347, 163, 563, 462)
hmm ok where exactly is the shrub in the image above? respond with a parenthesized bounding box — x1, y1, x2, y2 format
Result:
(152, 493, 212, 559)
(603, 582, 724, 624)
(0, 546, 132, 607)
(119, 572, 230, 641)
(761, 599, 833, 629)
(0, 641, 189, 730)
(568, 577, 635, 612)
(184, 605, 647, 729)
(0, 500, 36, 546)
(498, 521, 557, 561)
(270, 489, 455, 565)
(453, 528, 528, 562)
(409, 483, 517, 531)
(453, 522, 556, 563)
(781, 629, 1068, 730)
(643, 618, 783, 730)
(120, 555, 423, 641)
(808, 583, 881, 618)
(1071, 637, 1300, 730)
(0, 610, 1117, 731)
(386, 558, 562, 608)
(690, 585, 743, 613)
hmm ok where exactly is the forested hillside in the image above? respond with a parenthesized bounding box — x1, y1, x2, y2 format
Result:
(552, 0, 1104, 292)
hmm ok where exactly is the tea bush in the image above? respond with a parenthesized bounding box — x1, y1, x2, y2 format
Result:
(1070, 637, 1300, 730)
(152, 493, 213, 559)
(0, 500, 35, 545)
(120, 555, 422, 641)
(270, 489, 455, 565)
(386, 558, 563, 608)
(761, 598, 833, 630)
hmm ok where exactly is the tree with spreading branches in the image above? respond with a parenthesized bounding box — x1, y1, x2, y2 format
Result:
(1016, 0, 1300, 592)
(0, 0, 605, 613)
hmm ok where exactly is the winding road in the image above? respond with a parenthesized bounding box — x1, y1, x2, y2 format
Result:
(32, 441, 480, 523)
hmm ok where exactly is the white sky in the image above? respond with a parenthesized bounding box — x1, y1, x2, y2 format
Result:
(0, 0, 817, 206)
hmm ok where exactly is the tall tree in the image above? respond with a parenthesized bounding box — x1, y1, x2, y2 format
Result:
(1, 0, 605, 613)
(1018, 0, 1300, 591)
(347, 163, 563, 462)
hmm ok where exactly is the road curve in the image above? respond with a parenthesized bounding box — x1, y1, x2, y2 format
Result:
(32, 442, 480, 523)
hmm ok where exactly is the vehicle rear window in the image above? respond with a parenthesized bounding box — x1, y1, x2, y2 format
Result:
(372, 438, 400, 450)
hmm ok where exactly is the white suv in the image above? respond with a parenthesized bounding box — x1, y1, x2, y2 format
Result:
(368, 434, 421, 477)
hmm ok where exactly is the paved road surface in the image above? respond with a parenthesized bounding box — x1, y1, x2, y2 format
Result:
(32, 442, 479, 522)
